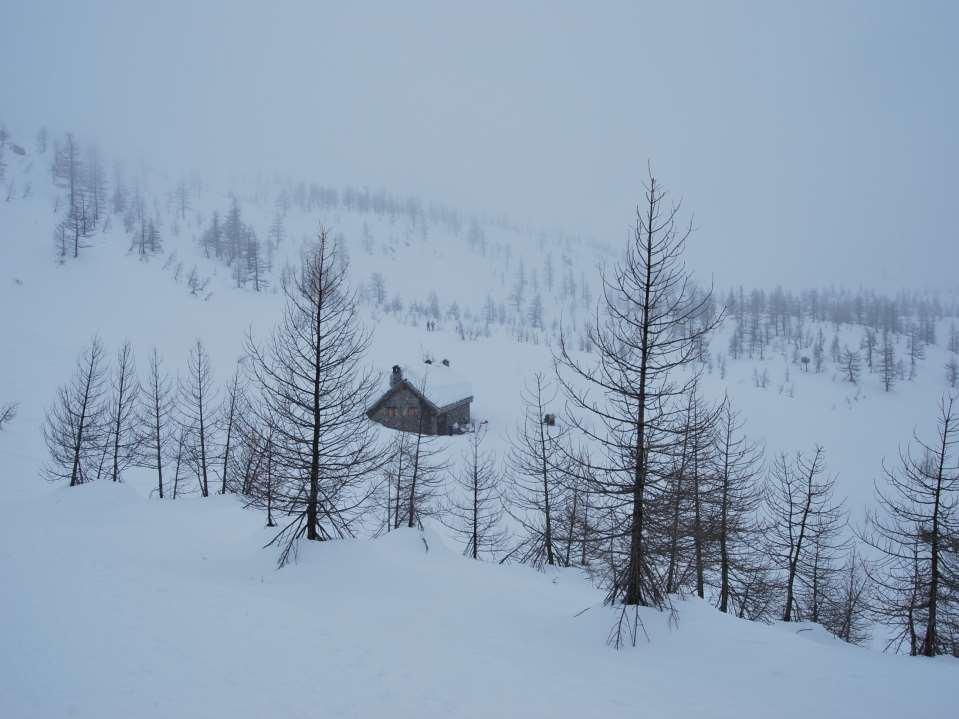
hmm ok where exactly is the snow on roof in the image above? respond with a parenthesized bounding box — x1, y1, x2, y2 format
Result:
(399, 362, 473, 409)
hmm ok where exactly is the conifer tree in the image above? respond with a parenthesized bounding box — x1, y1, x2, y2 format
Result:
(179, 340, 217, 497)
(106, 341, 141, 483)
(246, 229, 382, 565)
(864, 396, 959, 656)
(556, 175, 721, 643)
(42, 337, 109, 486)
(141, 348, 174, 498)
(444, 423, 505, 559)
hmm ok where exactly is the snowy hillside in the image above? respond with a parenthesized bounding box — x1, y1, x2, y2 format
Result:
(2, 134, 957, 515)
(1, 127, 958, 718)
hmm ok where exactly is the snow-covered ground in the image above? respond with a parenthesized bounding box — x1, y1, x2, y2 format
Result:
(1, 138, 957, 717)
(1, 480, 954, 719)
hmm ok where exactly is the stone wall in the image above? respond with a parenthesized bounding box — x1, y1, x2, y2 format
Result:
(368, 384, 437, 434)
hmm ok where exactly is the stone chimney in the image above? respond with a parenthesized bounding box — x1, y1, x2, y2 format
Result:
(390, 365, 402, 388)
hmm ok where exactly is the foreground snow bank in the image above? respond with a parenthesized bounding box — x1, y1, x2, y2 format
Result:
(0, 481, 954, 719)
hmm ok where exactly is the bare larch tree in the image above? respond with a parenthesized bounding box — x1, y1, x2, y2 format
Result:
(444, 423, 506, 559)
(141, 347, 175, 498)
(555, 175, 721, 631)
(179, 339, 217, 497)
(713, 399, 765, 614)
(219, 364, 245, 494)
(863, 395, 958, 656)
(246, 229, 382, 566)
(505, 373, 568, 568)
(42, 336, 108, 486)
(106, 341, 141, 483)
(766, 447, 847, 622)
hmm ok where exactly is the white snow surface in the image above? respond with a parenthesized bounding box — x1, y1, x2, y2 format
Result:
(0, 141, 956, 718)
(397, 361, 474, 409)
(1, 481, 955, 719)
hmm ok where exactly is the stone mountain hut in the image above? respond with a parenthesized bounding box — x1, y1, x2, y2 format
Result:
(367, 359, 474, 435)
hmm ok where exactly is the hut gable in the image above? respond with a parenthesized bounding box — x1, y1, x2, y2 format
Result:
(367, 360, 473, 435)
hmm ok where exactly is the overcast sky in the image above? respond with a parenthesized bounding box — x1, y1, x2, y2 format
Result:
(2, 1, 956, 289)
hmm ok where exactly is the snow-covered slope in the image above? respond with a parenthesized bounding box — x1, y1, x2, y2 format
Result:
(1, 481, 954, 719)
(1, 132, 957, 718)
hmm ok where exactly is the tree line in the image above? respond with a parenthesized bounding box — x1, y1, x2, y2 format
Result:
(726, 283, 959, 391)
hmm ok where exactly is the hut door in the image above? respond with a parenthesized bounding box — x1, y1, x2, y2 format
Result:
(437, 413, 448, 435)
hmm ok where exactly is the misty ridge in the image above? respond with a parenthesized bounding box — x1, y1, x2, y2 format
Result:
(1, 3, 958, 719)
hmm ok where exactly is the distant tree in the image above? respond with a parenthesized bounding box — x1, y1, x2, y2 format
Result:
(544, 252, 555, 292)
(269, 212, 286, 248)
(170, 425, 189, 499)
(510, 260, 527, 314)
(381, 431, 411, 531)
(841, 347, 862, 384)
(42, 337, 109, 486)
(907, 323, 926, 380)
(106, 341, 141, 483)
(245, 229, 382, 565)
(555, 445, 594, 568)
(396, 396, 448, 530)
(427, 290, 441, 321)
(879, 330, 896, 393)
(369, 272, 387, 306)
(728, 324, 744, 361)
(948, 322, 959, 355)
(35, 126, 48, 154)
(179, 340, 217, 497)
(141, 348, 174, 498)
(766, 447, 846, 622)
(829, 333, 841, 365)
(223, 196, 244, 266)
(527, 293, 544, 330)
(443, 423, 506, 559)
(83, 143, 107, 227)
(146, 220, 162, 255)
(174, 179, 191, 220)
(242, 425, 278, 526)
(862, 328, 878, 371)
(505, 373, 566, 568)
(111, 164, 127, 215)
(822, 547, 872, 646)
(947, 355, 959, 390)
(796, 511, 850, 625)
(675, 387, 720, 600)
(201, 211, 223, 259)
(52, 133, 89, 256)
(863, 396, 959, 656)
(245, 229, 269, 292)
(130, 190, 149, 256)
(813, 329, 825, 374)
(218, 365, 244, 495)
(713, 399, 765, 613)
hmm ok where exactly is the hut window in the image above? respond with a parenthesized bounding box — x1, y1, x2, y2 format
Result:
(387, 407, 397, 418)
(406, 406, 419, 417)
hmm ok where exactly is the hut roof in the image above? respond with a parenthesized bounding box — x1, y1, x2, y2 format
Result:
(399, 363, 473, 410)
